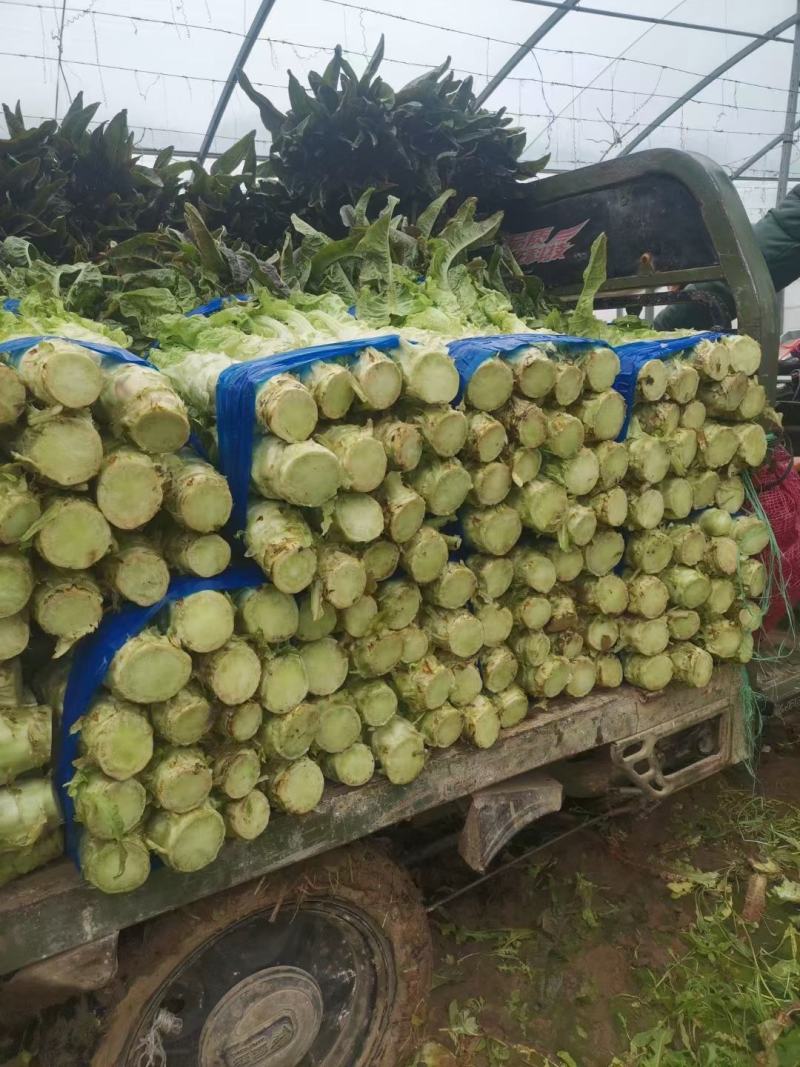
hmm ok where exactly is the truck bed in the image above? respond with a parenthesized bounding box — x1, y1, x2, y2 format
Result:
(0, 668, 741, 977)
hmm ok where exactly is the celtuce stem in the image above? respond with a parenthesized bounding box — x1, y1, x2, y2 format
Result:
(305, 362, 355, 421)
(316, 424, 386, 493)
(370, 717, 426, 784)
(464, 413, 508, 463)
(669, 643, 714, 688)
(267, 757, 325, 814)
(627, 487, 665, 532)
(260, 703, 319, 760)
(462, 504, 523, 556)
(0, 469, 40, 545)
(351, 680, 398, 727)
(467, 554, 515, 600)
(313, 696, 361, 754)
(0, 365, 25, 426)
(162, 452, 233, 532)
(0, 612, 28, 662)
(374, 419, 423, 471)
(13, 411, 103, 487)
(623, 653, 673, 691)
(26, 345, 92, 422)
(390, 339, 460, 404)
(223, 790, 270, 840)
(107, 632, 191, 705)
(465, 357, 514, 412)
(400, 526, 449, 584)
(80, 696, 153, 780)
(423, 607, 484, 659)
(145, 746, 213, 812)
(197, 639, 262, 706)
(32, 569, 103, 654)
(461, 695, 501, 749)
(101, 537, 169, 607)
(146, 804, 225, 872)
(409, 457, 472, 517)
(246, 502, 317, 593)
(0, 702, 52, 784)
(96, 448, 163, 530)
(425, 562, 477, 610)
(34, 496, 112, 571)
(412, 406, 468, 458)
(252, 437, 340, 507)
(216, 701, 263, 743)
(169, 589, 234, 653)
(317, 546, 367, 609)
(81, 832, 151, 892)
(163, 529, 231, 578)
(322, 743, 375, 786)
(497, 397, 547, 448)
(237, 586, 298, 644)
(152, 684, 213, 746)
(255, 374, 318, 443)
(494, 685, 529, 728)
(100, 364, 190, 454)
(351, 348, 403, 410)
(300, 637, 349, 694)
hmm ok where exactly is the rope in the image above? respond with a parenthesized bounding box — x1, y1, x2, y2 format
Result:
(131, 1008, 182, 1067)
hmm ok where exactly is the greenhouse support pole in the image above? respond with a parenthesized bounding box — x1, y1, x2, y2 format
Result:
(618, 12, 800, 157)
(732, 120, 800, 179)
(777, 4, 800, 206)
(775, 2, 800, 335)
(197, 0, 279, 165)
(473, 0, 582, 109)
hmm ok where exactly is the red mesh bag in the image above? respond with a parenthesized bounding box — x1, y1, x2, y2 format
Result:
(752, 447, 800, 630)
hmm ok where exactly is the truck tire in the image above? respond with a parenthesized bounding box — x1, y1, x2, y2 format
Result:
(90, 842, 432, 1067)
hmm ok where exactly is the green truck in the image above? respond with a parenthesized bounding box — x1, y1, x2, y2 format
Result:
(0, 148, 783, 1067)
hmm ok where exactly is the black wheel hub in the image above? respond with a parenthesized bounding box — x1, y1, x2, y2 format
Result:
(124, 900, 394, 1067)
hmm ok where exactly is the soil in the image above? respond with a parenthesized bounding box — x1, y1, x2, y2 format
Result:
(405, 720, 800, 1066)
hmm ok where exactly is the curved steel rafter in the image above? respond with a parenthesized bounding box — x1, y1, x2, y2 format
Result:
(473, 0, 581, 109)
(197, 0, 279, 164)
(619, 12, 800, 157)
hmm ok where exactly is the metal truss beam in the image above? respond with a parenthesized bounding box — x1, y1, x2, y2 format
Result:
(474, 0, 582, 109)
(618, 12, 800, 157)
(198, 0, 279, 164)
(510, 1, 795, 44)
(732, 121, 800, 179)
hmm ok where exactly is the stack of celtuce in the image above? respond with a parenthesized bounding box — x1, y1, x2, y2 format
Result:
(612, 333, 768, 691)
(0, 321, 239, 887)
(0, 312, 772, 894)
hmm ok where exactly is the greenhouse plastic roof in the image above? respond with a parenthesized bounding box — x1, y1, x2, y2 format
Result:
(3, 0, 800, 220)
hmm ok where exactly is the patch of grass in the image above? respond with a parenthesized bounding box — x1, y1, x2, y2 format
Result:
(615, 786, 800, 1066)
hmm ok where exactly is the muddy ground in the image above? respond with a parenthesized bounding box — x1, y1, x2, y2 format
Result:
(405, 714, 800, 1066)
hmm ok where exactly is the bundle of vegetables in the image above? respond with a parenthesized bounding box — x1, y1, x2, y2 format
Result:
(610, 331, 768, 690)
(0, 288, 771, 893)
(0, 306, 243, 885)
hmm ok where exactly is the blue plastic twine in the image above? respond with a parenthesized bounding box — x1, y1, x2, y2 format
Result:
(447, 332, 613, 405)
(612, 331, 728, 440)
(216, 334, 400, 532)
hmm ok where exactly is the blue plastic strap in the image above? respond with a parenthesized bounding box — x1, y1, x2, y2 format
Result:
(56, 563, 264, 865)
(217, 334, 401, 531)
(447, 332, 611, 404)
(612, 331, 728, 440)
(186, 294, 251, 318)
(1, 297, 20, 314)
(0, 334, 149, 369)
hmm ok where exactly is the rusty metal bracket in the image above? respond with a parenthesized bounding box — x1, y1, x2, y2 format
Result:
(458, 772, 563, 873)
(611, 696, 735, 800)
